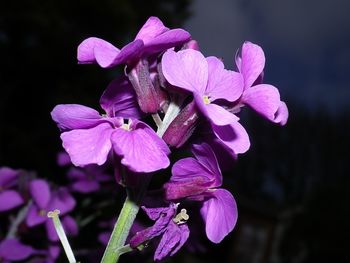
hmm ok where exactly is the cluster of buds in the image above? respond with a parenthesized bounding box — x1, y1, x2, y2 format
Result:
(48, 16, 288, 261)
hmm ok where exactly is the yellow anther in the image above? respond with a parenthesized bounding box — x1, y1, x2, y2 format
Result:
(121, 123, 130, 131)
(203, 95, 210, 104)
(47, 209, 60, 218)
(173, 208, 189, 224)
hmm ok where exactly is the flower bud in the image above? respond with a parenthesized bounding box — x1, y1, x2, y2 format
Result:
(127, 59, 165, 113)
(162, 100, 199, 148)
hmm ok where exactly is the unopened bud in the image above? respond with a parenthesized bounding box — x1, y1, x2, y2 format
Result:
(128, 59, 164, 113)
(162, 100, 199, 148)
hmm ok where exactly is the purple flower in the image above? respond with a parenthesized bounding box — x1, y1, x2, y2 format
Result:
(161, 49, 250, 155)
(164, 143, 238, 243)
(235, 41, 289, 125)
(77, 16, 191, 68)
(67, 166, 111, 193)
(51, 77, 170, 173)
(0, 167, 24, 212)
(130, 203, 190, 261)
(25, 179, 77, 241)
(0, 239, 35, 262)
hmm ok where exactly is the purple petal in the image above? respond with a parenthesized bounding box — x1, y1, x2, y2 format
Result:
(51, 104, 105, 131)
(71, 179, 100, 193)
(135, 16, 168, 43)
(100, 76, 142, 118)
(96, 40, 143, 68)
(241, 84, 281, 122)
(111, 120, 170, 173)
(0, 190, 23, 212)
(212, 121, 250, 155)
(142, 205, 175, 221)
(206, 56, 243, 102)
(238, 41, 265, 90)
(30, 179, 51, 209)
(57, 152, 71, 166)
(26, 204, 47, 227)
(200, 189, 238, 243)
(77, 37, 143, 68)
(66, 167, 86, 179)
(196, 97, 238, 126)
(49, 245, 61, 261)
(78, 37, 118, 63)
(165, 157, 218, 200)
(161, 49, 208, 94)
(130, 204, 176, 248)
(208, 138, 238, 171)
(143, 29, 191, 55)
(274, 101, 289, 126)
(169, 224, 190, 256)
(0, 167, 19, 188)
(48, 188, 76, 215)
(62, 216, 78, 236)
(61, 123, 114, 167)
(0, 239, 35, 260)
(154, 221, 189, 261)
(192, 143, 222, 186)
(45, 220, 59, 241)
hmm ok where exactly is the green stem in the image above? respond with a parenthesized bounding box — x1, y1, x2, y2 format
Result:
(100, 196, 139, 263)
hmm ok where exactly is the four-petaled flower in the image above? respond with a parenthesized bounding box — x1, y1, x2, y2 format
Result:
(25, 179, 77, 241)
(51, 77, 170, 173)
(161, 49, 250, 156)
(164, 143, 238, 243)
(130, 203, 190, 261)
(235, 41, 288, 125)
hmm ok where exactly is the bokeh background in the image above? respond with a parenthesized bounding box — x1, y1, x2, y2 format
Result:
(1, 0, 349, 262)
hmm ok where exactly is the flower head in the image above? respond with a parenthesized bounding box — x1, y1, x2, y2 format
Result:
(25, 179, 77, 241)
(164, 143, 238, 243)
(130, 203, 190, 261)
(161, 49, 250, 155)
(51, 77, 170, 173)
(235, 41, 288, 125)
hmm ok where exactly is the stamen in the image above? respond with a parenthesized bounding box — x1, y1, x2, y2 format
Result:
(121, 119, 132, 131)
(47, 209, 77, 263)
(173, 208, 189, 224)
(203, 96, 210, 105)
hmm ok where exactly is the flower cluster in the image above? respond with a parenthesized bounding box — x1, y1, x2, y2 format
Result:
(49, 16, 288, 261)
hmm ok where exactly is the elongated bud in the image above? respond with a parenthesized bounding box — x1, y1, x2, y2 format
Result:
(162, 100, 199, 148)
(127, 59, 165, 113)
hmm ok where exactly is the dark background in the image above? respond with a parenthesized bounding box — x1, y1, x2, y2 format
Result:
(1, 0, 349, 262)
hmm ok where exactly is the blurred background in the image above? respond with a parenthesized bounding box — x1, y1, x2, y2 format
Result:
(0, 0, 349, 262)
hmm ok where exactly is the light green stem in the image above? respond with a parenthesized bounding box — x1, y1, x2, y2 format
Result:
(100, 196, 139, 263)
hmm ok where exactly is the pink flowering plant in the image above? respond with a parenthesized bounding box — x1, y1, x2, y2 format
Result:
(0, 16, 288, 263)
